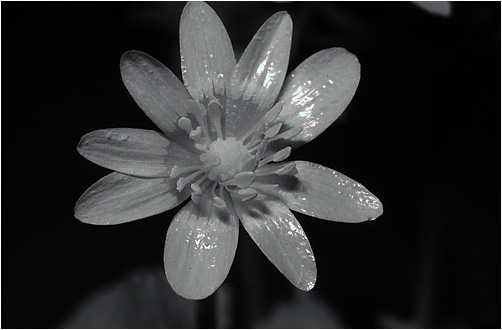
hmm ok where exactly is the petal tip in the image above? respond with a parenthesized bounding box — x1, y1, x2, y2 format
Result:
(369, 201, 384, 221)
(119, 50, 150, 73)
(73, 199, 90, 223)
(273, 11, 293, 29)
(296, 273, 317, 292)
(183, 1, 211, 13)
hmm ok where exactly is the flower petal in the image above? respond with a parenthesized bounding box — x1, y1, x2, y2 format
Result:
(234, 197, 316, 291)
(179, 2, 236, 104)
(164, 190, 239, 300)
(258, 161, 383, 223)
(75, 172, 189, 225)
(120, 51, 195, 151)
(225, 12, 292, 138)
(274, 48, 360, 148)
(77, 128, 200, 178)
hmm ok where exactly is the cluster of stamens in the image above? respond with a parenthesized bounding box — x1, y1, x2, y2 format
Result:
(170, 98, 302, 209)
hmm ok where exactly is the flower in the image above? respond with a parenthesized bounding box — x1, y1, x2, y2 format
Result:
(75, 1, 383, 300)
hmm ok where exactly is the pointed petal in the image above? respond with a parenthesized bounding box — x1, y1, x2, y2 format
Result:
(180, 2, 236, 105)
(77, 128, 200, 178)
(120, 51, 196, 151)
(274, 48, 360, 149)
(225, 12, 292, 138)
(75, 172, 189, 225)
(164, 190, 239, 300)
(258, 161, 383, 223)
(234, 198, 316, 291)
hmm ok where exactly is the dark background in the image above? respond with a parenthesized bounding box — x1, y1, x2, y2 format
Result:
(2, 1, 500, 328)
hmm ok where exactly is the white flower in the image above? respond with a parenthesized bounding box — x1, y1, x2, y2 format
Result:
(75, 2, 383, 300)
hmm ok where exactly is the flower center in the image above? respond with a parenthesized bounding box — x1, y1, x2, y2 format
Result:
(169, 98, 303, 208)
(201, 137, 252, 181)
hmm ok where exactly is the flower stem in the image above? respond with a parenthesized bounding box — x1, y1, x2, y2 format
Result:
(196, 292, 217, 328)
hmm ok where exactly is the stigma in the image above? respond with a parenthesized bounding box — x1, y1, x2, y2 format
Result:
(169, 98, 302, 208)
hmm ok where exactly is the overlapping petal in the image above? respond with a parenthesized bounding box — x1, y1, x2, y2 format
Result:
(120, 51, 196, 152)
(258, 161, 383, 223)
(75, 172, 189, 225)
(180, 2, 236, 105)
(225, 12, 292, 138)
(164, 190, 239, 300)
(77, 128, 200, 178)
(234, 197, 316, 291)
(274, 48, 360, 149)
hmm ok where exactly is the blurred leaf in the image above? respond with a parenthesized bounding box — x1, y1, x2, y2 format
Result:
(62, 267, 197, 328)
(412, 1, 452, 17)
(254, 292, 343, 328)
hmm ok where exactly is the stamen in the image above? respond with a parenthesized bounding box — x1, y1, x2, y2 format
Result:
(189, 127, 210, 150)
(254, 142, 268, 164)
(213, 196, 227, 209)
(170, 165, 203, 179)
(177, 117, 193, 135)
(191, 192, 201, 204)
(211, 182, 226, 209)
(254, 194, 267, 201)
(176, 168, 206, 192)
(258, 147, 291, 166)
(236, 188, 258, 201)
(190, 180, 203, 195)
(191, 179, 211, 204)
(246, 138, 263, 152)
(189, 126, 202, 140)
(268, 126, 303, 142)
(187, 100, 211, 142)
(233, 171, 255, 188)
(251, 182, 280, 192)
(240, 103, 284, 143)
(263, 123, 282, 139)
(221, 171, 255, 188)
(207, 99, 224, 139)
(255, 162, 297, 176)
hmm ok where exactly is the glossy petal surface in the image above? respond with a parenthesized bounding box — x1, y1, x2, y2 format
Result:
(180, 2, 236, 104)
(259, 161, 383, 223)
(75, 172, 188, 225)
(77, 128, 200, 178)
(274, 48, 360, 148)
(164, 191, 239, 300)
(234, 198, 316, 291)
(225, 12, 292, 138)
(120, 51, 196, 151)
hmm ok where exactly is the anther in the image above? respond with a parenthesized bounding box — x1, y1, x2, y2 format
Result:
(175, 168, 205, 192)
(208, 99, 224, 139)
(177, 117, 193, 134)
(239, 189, 258, 201)
(240, 103, 284, 143)
(187, 100, 211, 142)
(233, 171, 255, 188)
(170, 165, 202, 179)
(191, 192, 201, 204)
(276, 162, 297, 175)
(251, 182, 280, 192)
(258, 147, 291, 166)
(264, 123, 282, 139)
(255, 162, 296, 176)
(191, 182, 202, 195)
(269, 126, 303, 142)
(213, 196, 227, 209)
